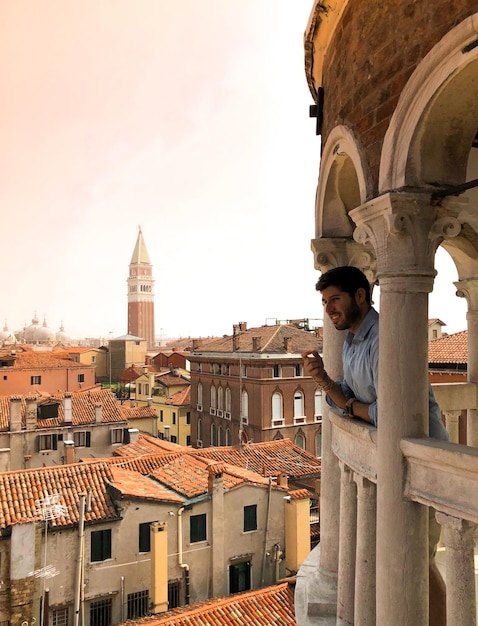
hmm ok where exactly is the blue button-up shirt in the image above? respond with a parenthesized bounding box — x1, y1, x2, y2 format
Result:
(326, 307, 449, 440)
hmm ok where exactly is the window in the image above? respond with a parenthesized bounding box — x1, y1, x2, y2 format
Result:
(226, 428, 231, 445)
(197, 363, 202, 372)
(52, 608, 68, 626)
(168, 580, 181, 609)
(190, 513, 206, 543)
(272, 392, 283, 426)
(211, 423, 217, 446)
(243, 505, 257, 532)
(73, 431, 91, 448)
(90, 598, 112, 626)
(91, 529, 111, 562)
(314, 389, 323, 420)
(171, 435, 177, 443)
(217, 386, 224, 411)
(315, 431, 322, 457)
(295, 433, 305, 449)
(210, 385, 216, 409)
(186, 435, 191, 446)
(241, 390, 248, 419)
(127, 590, 149, 619)
(186, 411, 191, 425)
(273, 364, 281, 378)
(225, 387, 231, 413)
(294, 390, 305, 424)
(110, 428, 123, 444)
(172, 412, 176, 425)
(295, 363, 303, 377)
(197, 382, 203, 406)
(91, 356, 96, 364)
(160, 409, 164, 422)
(218, 426, 222, 446)
(241, 364, 247, 378)
(139, 521, 157, 552)
(218, 364, 223, 375)
(197, 418, 202, 442)
(37, 434, 58, 451)
(78, 373, 85, 383)
(229, 561, 251, 594)
(31, 375, 41, 385)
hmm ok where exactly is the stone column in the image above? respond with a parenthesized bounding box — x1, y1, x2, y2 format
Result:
(436, 512, 476, 626)
(354, 476, 376, 626)
(455, 279, 478, 447)
(311, 238, 376, 580)
(337, 462, 357, 624)
(351, 191, 439, 625)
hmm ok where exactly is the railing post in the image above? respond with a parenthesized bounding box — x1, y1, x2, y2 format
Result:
(436, 512, 477, 626)
(443, 409, 461, 444)
(354, 476, 376, 626)
(337, 461, 357, 624)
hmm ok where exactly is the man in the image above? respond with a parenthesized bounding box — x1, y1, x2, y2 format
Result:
(303, 265, 447, 625)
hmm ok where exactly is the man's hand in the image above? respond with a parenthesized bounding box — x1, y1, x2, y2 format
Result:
(302, 350, 327, 383)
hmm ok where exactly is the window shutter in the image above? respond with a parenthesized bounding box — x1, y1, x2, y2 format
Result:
(35, 436, 40, 452)
(123, 428, 130, 444)
(86, 431, 91, 447)
(52, 434, 58, 450)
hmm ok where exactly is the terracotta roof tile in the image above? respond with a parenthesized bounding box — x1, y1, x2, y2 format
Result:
(0, 388, 126, 431)
(108, 467, 184, 504)
(113, 434, 184, 456)
(164, 386, 191, 406)
(123, 580, 296, 625)
(120, 405, 158, 420)
(428, 330, 467, 364)
(0, 346, 85, 369)
(195, 324, 322, 355)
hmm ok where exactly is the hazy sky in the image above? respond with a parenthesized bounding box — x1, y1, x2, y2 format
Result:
(0, 1, 467, 342)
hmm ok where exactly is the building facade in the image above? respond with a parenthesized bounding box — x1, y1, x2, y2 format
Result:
(189, 322, 323, 457)
(127, 227, 155, 350)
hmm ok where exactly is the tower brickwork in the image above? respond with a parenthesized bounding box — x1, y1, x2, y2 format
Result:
(127, 227, 155, 349)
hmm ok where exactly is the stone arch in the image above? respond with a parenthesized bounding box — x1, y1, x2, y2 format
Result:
(380, 15, 478, 192)
(315, 125, 369, 239)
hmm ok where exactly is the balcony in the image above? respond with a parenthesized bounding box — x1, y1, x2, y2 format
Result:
(295, 381, 478, 625)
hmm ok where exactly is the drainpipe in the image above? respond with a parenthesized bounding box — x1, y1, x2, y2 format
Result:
(73, 494, 86, 626)
(120, 576, 125, 622)
(260, 477, 273, 586)
(177, 507, 190, 604)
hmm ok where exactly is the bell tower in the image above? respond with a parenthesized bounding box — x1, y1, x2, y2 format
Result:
(127, 226, 155, 349)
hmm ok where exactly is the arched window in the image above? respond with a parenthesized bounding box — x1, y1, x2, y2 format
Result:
(197, 382, 203, 407)
(211, 423, 217, 446)
(314, 389, 323, 421)
(225, 387, 231, 413)
(241, 390, 249, 424)
(210, 385, 216, 411)
(226, 428, 231, 445)
(218, 426, 223, 446)
(272, 392, 284, 426)
(217, 386, 224, 411)
(315, 431, 322, 457)
(295, 432, 305, 449)
(197, 418, 202, 442)
(294, 390, 305, 417)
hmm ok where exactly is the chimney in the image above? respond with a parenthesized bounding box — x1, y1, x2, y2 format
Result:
(164, 425, 170, 441)
(128, 428, 139, 443)
(284, 337, 292, 353)
(64, 393, 72, 424)
(233, 324, 240, 336)
(150, 522, 168, 613)
(147, 397, 153, 408)
(25, 395, 37, 430)
(10, 396, 22, 432)
(277, 473, 289, 489)
(95, 403, 103, 423)
(145, 355, 151, 365)
(192, 339, 203, 351)
(252, 336, 262, 351)
(208, 464, 224, 495)
(64, 440, 75, 464)
(238, 322, 247, 332)
(233, 335, 239, 351)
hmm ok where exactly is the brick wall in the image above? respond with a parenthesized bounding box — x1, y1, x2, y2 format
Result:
(321, 0, 477, 196)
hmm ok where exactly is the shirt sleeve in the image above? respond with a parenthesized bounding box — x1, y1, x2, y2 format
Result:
(325, 380, 355, 418)
(367, 336, 379, 426)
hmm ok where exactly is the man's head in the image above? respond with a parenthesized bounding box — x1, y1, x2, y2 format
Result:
(316, 266, 372, 332)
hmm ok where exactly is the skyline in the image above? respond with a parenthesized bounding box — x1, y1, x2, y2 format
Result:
(1, 1, 467, 342)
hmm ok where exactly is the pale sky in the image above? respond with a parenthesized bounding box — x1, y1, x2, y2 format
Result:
(0, 1, 467, 343)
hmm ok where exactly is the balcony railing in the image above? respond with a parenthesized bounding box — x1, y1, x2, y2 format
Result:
(295, 381, 478, 626)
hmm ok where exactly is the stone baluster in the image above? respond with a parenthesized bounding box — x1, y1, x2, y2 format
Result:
(436, 512, 476, 626)
(354, 475, 376, 626)
(337, 461, 357, 624)
(442, 409, 461, 444)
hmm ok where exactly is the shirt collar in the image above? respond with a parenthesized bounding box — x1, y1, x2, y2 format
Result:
(346, 307, 378, 344)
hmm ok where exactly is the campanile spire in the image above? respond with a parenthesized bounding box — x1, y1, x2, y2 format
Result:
(127, 226, 155, 349)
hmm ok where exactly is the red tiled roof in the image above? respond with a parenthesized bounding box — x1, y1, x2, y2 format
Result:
(428, 330, 467, 364)
(108, 466, 184, 504)
(0, 346, 85, 369)
(194, 324, 322, 355)
(114, 436, 321, 479)
(164, 386, 191, 406)
(120, 405, 158, 420)
(123, 580, 296, 625)
(0, 389, 127, 431)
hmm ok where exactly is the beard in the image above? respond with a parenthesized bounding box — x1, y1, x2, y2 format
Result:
(333, 299, 362, 331)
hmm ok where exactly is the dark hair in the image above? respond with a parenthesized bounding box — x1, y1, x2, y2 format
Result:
(316, 266, 372, 304)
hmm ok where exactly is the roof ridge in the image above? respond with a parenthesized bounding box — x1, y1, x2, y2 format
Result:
(260, 324, 284, 352)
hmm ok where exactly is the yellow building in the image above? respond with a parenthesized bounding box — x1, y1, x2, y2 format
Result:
(66, 346, 108, 381)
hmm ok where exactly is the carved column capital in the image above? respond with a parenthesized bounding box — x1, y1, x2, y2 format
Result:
(311, 237, 376, 283)
(349, 192, 457, 282)
(455, 279, 478, 311)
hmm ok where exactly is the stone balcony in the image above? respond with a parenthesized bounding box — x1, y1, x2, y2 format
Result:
(295, 382, 478, 625)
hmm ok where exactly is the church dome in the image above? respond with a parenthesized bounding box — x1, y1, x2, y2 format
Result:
(56, 322, 70, 345)
(24, 315, 56, 344)
(0, 321, 15, 345)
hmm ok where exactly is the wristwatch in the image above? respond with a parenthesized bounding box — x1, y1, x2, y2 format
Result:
(345, 399, 356, 418)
